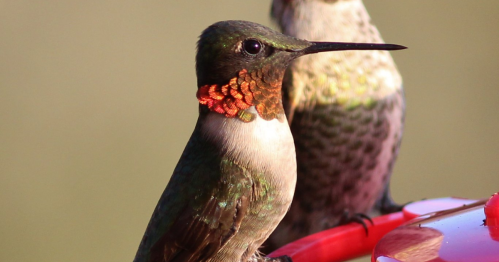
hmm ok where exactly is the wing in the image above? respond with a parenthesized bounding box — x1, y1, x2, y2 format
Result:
(134, 123, 252, 262)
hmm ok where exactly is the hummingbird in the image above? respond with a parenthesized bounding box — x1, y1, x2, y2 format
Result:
(133, 20, 405, 262)
(265, 0, 406, 250)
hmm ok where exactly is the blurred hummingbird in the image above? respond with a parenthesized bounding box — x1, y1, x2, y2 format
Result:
(265, 0, 406, 250)
(133, 20, 405, 262)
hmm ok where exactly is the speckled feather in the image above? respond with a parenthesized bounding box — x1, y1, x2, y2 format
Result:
(266, 0, 405, 249)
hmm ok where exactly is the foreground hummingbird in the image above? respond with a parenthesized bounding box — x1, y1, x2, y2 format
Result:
(266, 0, 406, 250)
(133, 20, 405, 262)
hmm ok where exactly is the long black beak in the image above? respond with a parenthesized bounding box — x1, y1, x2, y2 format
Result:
(302, 42, 407, 54)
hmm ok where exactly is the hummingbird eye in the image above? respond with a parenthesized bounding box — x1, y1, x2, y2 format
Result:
(242, 39, 262, 55)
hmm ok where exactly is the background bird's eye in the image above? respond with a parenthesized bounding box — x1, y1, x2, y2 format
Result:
(243, 39, 262, 55)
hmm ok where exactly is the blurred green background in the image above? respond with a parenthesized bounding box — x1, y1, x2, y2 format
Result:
(1, 1, 498, 261)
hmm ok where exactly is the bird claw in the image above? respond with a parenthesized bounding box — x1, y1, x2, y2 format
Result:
(268, 255, 293, 262)
(379, 201, 408, 214)
(338, 211, 374, 236)
(252, 255, 293, 262)
(376, 186, 407, 214)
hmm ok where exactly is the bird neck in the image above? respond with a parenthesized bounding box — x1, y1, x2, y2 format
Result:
(197, 67, 286, 122)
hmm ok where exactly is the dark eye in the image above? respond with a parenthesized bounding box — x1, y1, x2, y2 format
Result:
(243, 39, 262, 55)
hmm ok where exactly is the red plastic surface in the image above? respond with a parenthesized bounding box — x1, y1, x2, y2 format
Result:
(403, 197, 477, 220)
(269, 212, 404, 262)
(485, 193, 499, 227)
(373, 197, 499, 262)
(269, 197, 478, 262)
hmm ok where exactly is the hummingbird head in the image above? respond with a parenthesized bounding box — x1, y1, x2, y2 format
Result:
(196, 20, 310, 88)
(195, 20, 405, 121)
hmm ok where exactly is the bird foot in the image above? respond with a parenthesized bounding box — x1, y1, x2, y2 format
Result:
(337, 211, 374, 236)
(250, 255, 292, 262)
(375, 185, 409, 214)
(379, 201, 407, 214)
(376, 191, 409, 214)
(263, 255, 293, 262)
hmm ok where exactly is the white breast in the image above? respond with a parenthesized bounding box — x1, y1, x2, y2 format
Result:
(201, 107, 297, 200)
